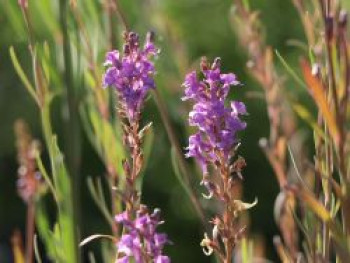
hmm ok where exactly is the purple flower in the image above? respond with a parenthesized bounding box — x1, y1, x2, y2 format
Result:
(103, 32, 159, 123)
(182, 57, 247, 176)
(115, 206, 170, 263)
(155, 255, 170, 263)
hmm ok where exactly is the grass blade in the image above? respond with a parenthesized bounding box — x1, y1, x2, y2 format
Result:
(300, 59, 340, 144)
(9, 46, 38, 105)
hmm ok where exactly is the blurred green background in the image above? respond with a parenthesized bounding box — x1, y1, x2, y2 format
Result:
(0, 0, 312, 262)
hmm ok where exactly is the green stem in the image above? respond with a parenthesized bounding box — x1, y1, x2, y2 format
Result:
(59, 1, 81, 262)
(59, 0, 81, 180)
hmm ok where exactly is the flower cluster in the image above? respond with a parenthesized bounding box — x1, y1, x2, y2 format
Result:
(103, 32, 159, 123)
(115, 206, 170, 263)
(14, 120, 43, 203)
(182, 57, 247, 176)
(103, 32, 170, 263)
(182, 58, 255, 261)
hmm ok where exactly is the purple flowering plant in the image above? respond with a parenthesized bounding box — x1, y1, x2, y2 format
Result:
(9, 0, 350, 262)
(104, 31, 158, 124)
(183, 57, 247, 176)
(102, 32, 170, 263)
(182, 57, 257, 263)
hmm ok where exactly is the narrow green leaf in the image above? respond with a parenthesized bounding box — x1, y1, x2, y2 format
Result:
(87, 177, 115, 229)
(35, 151, 58, 202)
(275, 49, 306, 88)
(35, 200, 58, 260)
(51, 137, 79, 263)
(292, 103, 326, 139)
(170, 146, 191, 195)
(79, 104, 101, 156)
(9, 46, 38, 104)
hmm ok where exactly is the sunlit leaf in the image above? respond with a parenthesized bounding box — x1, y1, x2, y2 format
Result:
(292, 103, 326, 139)
(33, 235, 43, 263)
(295, 187, 350, 261)
(35, 199, 59, 260)
(11, 231, 25, 263)
(80, 234, 116, 247)
(300, 59, 340, 144)
(273, 236, 292, 263)
(241, 238, 253, 263)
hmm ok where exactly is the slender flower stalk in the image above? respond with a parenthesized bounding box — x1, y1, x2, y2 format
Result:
(182, 57, 256, 263)
(103, 31, 170, 262)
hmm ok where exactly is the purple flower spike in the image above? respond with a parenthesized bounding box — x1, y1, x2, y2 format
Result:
(183, 57, 247, 175)
(115, 206, 171, 263)
(103, 32, 159, 123)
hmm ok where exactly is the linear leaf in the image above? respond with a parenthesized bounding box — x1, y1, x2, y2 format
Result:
(33, 235, 43, 263)
(292, 103, 326, 139)
(9, 46, 38, 105)
(275, 50, 306, 88)
(300, 59, 340, 144)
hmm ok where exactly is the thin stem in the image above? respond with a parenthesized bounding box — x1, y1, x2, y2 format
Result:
(59, 0, 81, 179)
(108, 177, 119, 237)
(339, 27, 349, 180)
(319, 0, 340, 123)
(338, 21, 349, 234)
(19, 5, 35, 54)
(221, 165, 234, 263)
(25, 200, 35, 263)
(225, 241, 233, 263)
(323, 129, 331, 261)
